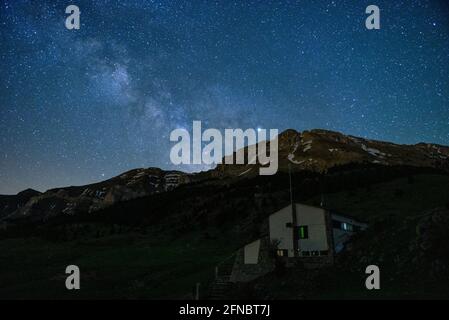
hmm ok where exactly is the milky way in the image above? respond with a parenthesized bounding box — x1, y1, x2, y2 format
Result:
(1, 0, 448, 194)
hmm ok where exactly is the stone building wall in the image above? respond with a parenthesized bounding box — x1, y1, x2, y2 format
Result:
(230, 237, 275, 283)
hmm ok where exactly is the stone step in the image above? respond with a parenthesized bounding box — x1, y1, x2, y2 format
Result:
(209, 278, 233, 300)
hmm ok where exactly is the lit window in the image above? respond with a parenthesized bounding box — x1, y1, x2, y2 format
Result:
(342, 223, 353, 232)
(277, 249, 288, 257)
(298, 225, 309, 239)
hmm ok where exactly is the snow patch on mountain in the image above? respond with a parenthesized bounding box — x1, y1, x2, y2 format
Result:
(288, 139, 300, 164)
(290, 158, 306, 165)
(239, 168, 252, 176)
(361, 144, 386, 158)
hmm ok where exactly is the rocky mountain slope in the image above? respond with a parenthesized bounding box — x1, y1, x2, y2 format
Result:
(217, 129, 449, 176)
(1, 168, 191, 222)
(1, 129, 448, 223)
(0, 189, 41, 221)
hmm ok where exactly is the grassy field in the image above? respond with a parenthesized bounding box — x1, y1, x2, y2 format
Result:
(0, 231, 239, 299)
(1, 174, 448, 299)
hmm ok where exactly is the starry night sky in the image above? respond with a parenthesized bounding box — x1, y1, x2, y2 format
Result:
(1, 0, 448, 194)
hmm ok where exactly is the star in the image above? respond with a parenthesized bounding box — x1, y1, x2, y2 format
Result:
(0, 0, 448, 194)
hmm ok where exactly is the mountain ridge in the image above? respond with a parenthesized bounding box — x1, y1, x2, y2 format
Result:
(1, 128, 448, 222)
(217, 128, 449, 176)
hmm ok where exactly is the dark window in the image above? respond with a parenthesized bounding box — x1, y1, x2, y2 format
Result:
(302, 251, 310, 256)
(311, 251, 319, 256)
(285, 222, 292, 228)
(332, 220, 342, 229)
(320, 250, 329, 256)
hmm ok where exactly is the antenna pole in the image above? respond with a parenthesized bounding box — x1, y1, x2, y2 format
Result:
(289, 164, 298, 257)
(289, 164, 293, 207)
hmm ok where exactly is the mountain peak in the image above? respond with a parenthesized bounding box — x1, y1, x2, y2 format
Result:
(220, 128, 449, 176)
(17, 188, 41, 197)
